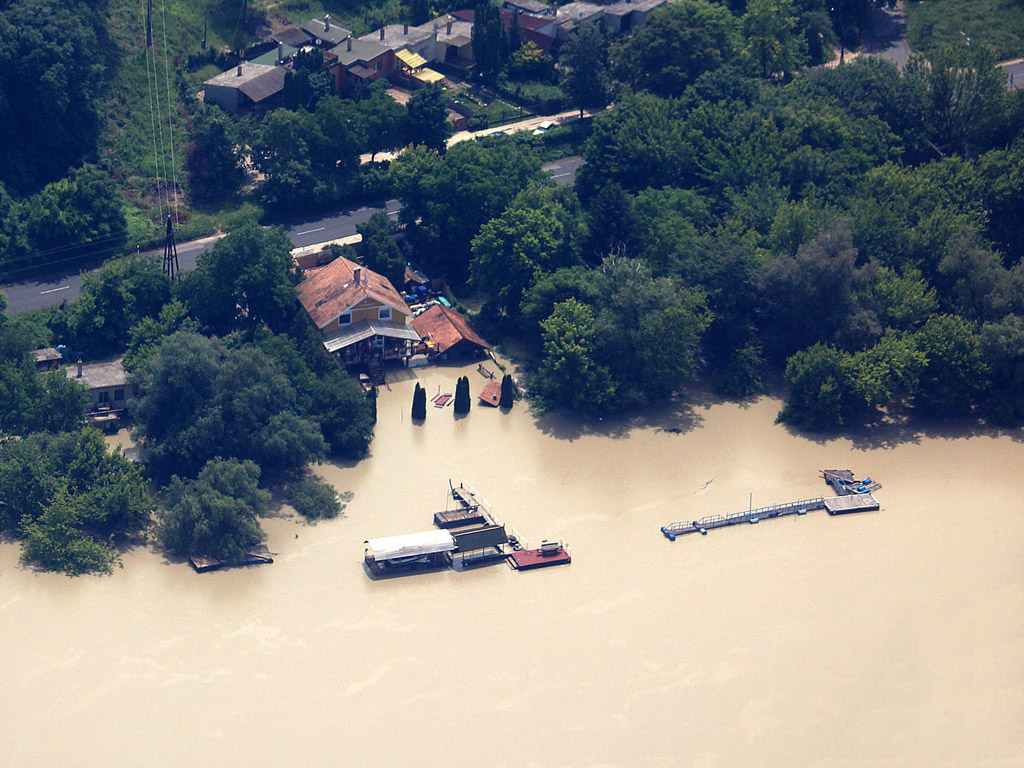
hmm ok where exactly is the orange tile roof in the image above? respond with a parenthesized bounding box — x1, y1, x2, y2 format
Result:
(298, 255, 409, 328)
(411, 304, 490, 355)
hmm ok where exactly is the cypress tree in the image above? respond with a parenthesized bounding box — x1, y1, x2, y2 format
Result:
(412, 383, 427, 420)
(499, 373, 515, 409)
(454, 376, 471, 414)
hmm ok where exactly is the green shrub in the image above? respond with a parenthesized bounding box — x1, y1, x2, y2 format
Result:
(288, 475, 343, 521)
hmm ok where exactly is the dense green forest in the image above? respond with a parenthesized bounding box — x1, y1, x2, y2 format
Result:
(383, 1, 1024, 431)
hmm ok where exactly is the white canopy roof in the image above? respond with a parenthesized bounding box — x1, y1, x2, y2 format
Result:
(365, 530, 456, 561)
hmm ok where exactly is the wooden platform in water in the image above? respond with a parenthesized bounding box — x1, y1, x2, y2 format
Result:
(508, 546, 571, 570)
(455, 546, 507, 569)
(434, 507, 486, 527)
(189, 551, 273, 573)
(823, 493, 880, 515)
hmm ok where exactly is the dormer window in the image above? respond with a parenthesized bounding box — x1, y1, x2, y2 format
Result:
(339, 312, 352, 325)
(378, 308, 392, 321)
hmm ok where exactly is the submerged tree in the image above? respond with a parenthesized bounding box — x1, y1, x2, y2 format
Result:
(499, 373, 515, 409)
(454, 376, 471, 414)
(412, 382, 427, 420)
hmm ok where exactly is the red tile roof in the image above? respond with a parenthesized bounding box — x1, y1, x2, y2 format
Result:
(411, 304, 490, 355)
(298, 255, 409, 328)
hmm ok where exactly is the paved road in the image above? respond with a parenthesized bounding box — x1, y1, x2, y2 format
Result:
(1, 157, 584, 315)
(999, 59, 1024, 90)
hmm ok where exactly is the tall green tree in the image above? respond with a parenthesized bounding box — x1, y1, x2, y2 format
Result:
(405, 84, 450, 152)
(177, 220, 297, 335)
(914, 313, 989, 417)
(185, 105, 246, 204)
(610, 0, 739, 98)
(533, 298, 615, 412)
(357, 211, 406, 288)
(741, 0, 807, 81)
(472, 1, 505, 82)
(157, 458, 269, 563)
(559, 23, 611, 118)
(358, 89, 407, 160)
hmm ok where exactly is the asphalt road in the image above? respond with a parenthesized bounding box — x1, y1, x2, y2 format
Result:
(1, 156, 584, 315)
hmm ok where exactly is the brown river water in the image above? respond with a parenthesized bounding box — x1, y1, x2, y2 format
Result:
(2, 361, 1022, 767)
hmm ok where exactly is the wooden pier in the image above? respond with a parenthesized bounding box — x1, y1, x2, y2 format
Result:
(434, 507, 487, 528)
(189, 550, 274, 572)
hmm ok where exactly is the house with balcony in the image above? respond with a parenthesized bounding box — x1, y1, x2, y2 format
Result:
(298, 256, 421, 370)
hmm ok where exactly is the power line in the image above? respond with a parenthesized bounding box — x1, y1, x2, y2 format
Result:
(160, 0, 180, 224)
(144, 0, 165, 220)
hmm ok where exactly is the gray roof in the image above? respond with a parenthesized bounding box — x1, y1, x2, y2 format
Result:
(322, 319, 421, 353)
(555, 2, 605, 29)
(32, 348, 61, 363)
(251, 44, 298, 66)
(67, 360, 128, 390)
(504, 0, 551, 14)
(300, 18, 352, 46)
(329, 37, 389, 66)
(273, 26, 314, 47)
(204, 62, 286, 103)
(361, 24, 433, 51)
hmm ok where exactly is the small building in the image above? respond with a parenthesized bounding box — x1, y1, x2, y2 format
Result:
(272, 26, 315, 48)
(504, 0, 552, 15)
(330, 37, 395, 91)
(554, 2, 606, 39)
(31, 348, 61, 371)
(66, 359, 133, 430)
(203, 62, 286, 114)
(411, 304, 490, 359)
(297, 255, 421, 365)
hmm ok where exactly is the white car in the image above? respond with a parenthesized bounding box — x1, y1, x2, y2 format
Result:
(532, 120, 556, 135)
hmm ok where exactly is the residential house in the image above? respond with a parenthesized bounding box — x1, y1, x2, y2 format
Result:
(362, 24, 438, 63)
(330, 36, 395, 91)
(203, 62, 286, 114)
(430, 15, 475, 66)
(272, 26, 315, 48)
(66, 359, 133, 430)
(553, 2, 605, 40)
(411, 304, 490, 359)
(298, 256, 421, 364)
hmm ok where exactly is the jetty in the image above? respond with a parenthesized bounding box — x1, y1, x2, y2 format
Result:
(661, 470, 881, 540)
(508, 538, 571, 570)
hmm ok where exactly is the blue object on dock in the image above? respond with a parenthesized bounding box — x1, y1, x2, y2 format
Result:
(700, 528, 707, 535)
(667, 532, 676, 541)
(750, 517, 759, 524)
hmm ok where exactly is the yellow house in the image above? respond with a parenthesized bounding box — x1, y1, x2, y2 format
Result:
(297, 255, 420, 365)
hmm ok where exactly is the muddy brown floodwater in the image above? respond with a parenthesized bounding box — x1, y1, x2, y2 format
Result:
(2, 360, 1022, 767)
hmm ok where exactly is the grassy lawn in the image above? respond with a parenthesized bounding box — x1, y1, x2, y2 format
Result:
(905, 0, 1024, 60)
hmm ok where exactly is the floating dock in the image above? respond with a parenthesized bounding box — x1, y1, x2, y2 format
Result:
(662, 497, 826, 539)
(661, 471, 882, 540)
(508, 540, 571, 570)
(434, 507, 487, 528)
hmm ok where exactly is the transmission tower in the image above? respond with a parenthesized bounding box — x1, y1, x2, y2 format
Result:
(161, 215, 179, 280)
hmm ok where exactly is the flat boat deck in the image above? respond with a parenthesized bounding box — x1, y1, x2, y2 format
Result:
(508, 546, 571, 570)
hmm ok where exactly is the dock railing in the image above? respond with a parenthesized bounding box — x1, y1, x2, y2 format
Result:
(662, 497, 826, 538)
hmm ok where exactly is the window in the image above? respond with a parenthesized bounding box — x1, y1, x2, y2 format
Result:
(378, 307, 392, 321)
(339, 313, 352, 325)
(114, 389, 125, 401)
(374, 61, 382, 71)
(98, 391, 110, 403)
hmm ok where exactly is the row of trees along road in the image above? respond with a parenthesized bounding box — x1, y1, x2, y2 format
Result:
(383, 0, 1024, 431)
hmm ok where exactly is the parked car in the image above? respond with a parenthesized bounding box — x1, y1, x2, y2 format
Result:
(532, 120, 555, 136)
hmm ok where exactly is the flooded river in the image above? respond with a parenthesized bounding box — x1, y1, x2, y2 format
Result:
(2, 361, 1022, 767)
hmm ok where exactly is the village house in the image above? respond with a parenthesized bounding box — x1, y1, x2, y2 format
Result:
(66, 359, 133, 431)
(299, 16, 353, 48)
(330, 36, 395, 91)
(202, 61, 286, 114)
(297, 256, 421, 375)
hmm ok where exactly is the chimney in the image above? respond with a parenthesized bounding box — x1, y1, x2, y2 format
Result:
(446, 19, 452, 34)
(380, 27, 385, 40)
(403, 23, 408, 34)
(236, 62, 242, 76)
(353, 266, 362, 285)
(76, 358, 83, 378)
(347, 37, 352, 52)
(324, 14, 331, 32)
(277, 42, 283, 61)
